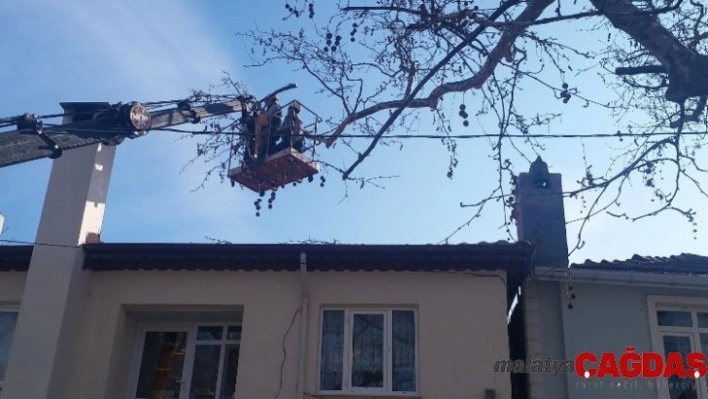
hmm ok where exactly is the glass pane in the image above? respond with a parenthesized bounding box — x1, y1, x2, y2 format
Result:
(190, 345, 221, 399)
(197, 326, 223, 341)
(226, 326, 241, 341)
(351, 313, 384, 388)
(662, 335, 698, 399)
(0, 312, 18, 382)
(657, 311, 693, 327)
(701, 333, 708, 354)
(392, 311, 416, 392)
(219, 345, 240, 398)
(698, 313, 708, 328)
(135, 331, 187, 399)
(320, 310, 344, 391)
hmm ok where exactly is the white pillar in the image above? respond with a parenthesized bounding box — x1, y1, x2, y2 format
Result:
(521, 280, 546, 399)
(2, 128, 115, 397)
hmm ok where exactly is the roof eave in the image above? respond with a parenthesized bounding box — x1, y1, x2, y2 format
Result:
(82, 242, 534, 272)
(0, 245, 33, 271)
(534, 266, 708, 290)
(0, 242, 534, 273)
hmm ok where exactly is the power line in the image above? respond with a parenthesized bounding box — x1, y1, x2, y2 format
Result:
(0, 93, 702, 141)
(0, 239, 79, 248)
(167, 129, 705, 140)
(29, 124, 708, 140)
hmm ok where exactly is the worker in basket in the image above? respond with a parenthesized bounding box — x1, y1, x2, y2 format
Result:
(252, 95, 282, 160)
(275, 101, 305, 153)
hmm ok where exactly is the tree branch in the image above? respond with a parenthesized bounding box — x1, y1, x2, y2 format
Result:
(591, 0, 708, 101)
(615, 65, 666, 75)
(332, 0, 555, 179)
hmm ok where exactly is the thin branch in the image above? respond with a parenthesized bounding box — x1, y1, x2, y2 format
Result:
(338, 0, 555, 179)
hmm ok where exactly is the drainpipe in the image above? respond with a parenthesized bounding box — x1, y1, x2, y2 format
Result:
(297, 252, 309, 399)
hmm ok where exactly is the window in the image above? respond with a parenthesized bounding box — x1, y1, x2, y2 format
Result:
(318, 308, 417, 395)
(129, 324, 241, 399)
(648, 296, 708, 399)
(0, 309, 18, 392)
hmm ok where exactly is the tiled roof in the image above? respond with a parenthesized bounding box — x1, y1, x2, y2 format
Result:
(571, 253, 708, 276)
(1, 241, 534, 273)
(0, 245, 33, 271)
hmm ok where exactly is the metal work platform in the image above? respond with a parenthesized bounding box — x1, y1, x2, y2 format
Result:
(227, 147, 320, 192)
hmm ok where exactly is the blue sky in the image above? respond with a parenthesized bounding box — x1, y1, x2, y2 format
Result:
(0, 0, 706, 264)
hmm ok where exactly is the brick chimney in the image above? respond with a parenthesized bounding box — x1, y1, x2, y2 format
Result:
(513, 156, 568, 268)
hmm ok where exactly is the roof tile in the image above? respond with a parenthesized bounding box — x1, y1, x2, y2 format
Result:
(571, 253, 708, 276)
(0, 245, 33, 271)
(1, 242, 534, 273)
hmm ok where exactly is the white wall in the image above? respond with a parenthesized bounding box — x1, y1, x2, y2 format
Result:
(0, 272, 25, 305)
(1, 268, 513, 399)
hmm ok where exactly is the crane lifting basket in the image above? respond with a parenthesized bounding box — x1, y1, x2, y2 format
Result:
(227, 146, 320, 192)
(226, 91, 322, 193)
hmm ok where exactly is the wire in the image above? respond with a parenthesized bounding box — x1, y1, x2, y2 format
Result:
(26, 121, 705, 140)
(438, 270, 508, 285)
(1, 94, 703, 141)
(163, 129, 708, 140)
(0, 239, 79, 248)
(2, 90, 705, 141)
(276, 308, 301, 399)
(40, 124, 708, 140)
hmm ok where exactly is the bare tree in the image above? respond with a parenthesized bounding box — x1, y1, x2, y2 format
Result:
(189, 0, 708, 253)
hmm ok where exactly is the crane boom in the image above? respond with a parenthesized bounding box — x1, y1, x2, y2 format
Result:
(0, 98, 249, 169)
(0, 83, 320, 197)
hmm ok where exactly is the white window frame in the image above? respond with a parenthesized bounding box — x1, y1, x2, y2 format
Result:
(127, 322, 241, 399)
(0, 307, 19, 392)
(647, 295, 708, 399)
(317, 308, 419, 397)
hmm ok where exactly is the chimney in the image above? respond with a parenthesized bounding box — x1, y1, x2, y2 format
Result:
(513, 157, 568, 267)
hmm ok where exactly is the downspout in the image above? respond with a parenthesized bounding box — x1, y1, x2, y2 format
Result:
(297, 252, 309, 399)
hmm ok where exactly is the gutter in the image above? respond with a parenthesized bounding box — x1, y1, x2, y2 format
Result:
(535, 266, 708, 290)
(297, 252, 309, 399)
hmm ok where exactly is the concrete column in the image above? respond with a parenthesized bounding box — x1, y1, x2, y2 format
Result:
(522, 280, 546, 399)
(515, 156, 569, 268)
(2, 109, 115, 398)
(514, 157, 568, 399)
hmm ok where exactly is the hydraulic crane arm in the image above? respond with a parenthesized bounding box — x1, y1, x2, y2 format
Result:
(0, 98, 252, 169)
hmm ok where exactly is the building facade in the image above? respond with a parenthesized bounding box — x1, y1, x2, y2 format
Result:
(511, 157, 708, 399)
(530, 256, 708, 399)
(0, 242, 533, 399)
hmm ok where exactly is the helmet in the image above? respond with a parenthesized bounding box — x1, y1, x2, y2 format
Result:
(268, 95, 279, 103)
(290, 101, 302, 112)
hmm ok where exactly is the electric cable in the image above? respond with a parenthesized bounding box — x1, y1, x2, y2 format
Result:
(9, 122, 708, 141)
(0, 94, 704, 142)
(0, 239, 80, 248)
(275, 308, 300, 399)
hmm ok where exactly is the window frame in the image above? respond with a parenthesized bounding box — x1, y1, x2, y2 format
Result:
(647, 296, 708, 399)
(127, 322, 241, 399)
(317, 307, 419, 397)
(0, 307, 19, 392)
